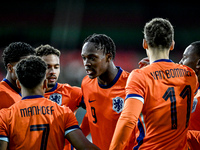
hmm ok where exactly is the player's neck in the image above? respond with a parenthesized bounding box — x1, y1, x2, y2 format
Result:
(148, 48, 170, 64)
(5, 73, 19, 89)
(21, 86, 45, 98)
(46, 87, 52, 92)
(97, 62, 118, 86)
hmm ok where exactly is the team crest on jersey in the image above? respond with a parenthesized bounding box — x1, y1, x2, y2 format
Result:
(192, 98, 198, 113)
(49, 93, 62, 106)
(112, 97, 124, 113)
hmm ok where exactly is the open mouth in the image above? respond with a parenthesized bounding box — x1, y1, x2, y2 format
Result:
(48, 76, 57, 82)
(86, 70, 93, 75)
(85, 68, 95, 76)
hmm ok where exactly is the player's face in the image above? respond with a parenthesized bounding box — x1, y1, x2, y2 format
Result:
(179, 45, 198, 71)
(179, 45, 200, 83)
(81, 42, 109, 79)
(42, 54, 60, 89)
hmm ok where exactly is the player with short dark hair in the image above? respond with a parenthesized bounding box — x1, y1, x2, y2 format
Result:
(0, 42, 36, 109)
(81, 34, 135, 150)
(109, 18, 198, 150)
(179, 41, 200, 150)
(36, 44, 83, 112)
(36, 44, 84, 150)
(0, 56, 99, 150)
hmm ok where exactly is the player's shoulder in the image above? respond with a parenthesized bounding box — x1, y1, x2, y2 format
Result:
(0, 81, 9, 91)
(0, 107, 12, 122)
(177, 63, 196, 72)
(129, 68, 145, 77)
(121, 68, 130, 77)
(57, 82, 81, 94)
(56, 82, 71, 88)
(81, 75, 95, 86)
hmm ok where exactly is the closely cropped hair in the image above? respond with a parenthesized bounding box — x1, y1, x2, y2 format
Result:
(16, 56, 47, 89)
(2, 42, 36, 69)
(36, 44, 60, 57)
(191, 41, 200, 57)
(83, 34, 116, 60)
(144, 18, 174, 49)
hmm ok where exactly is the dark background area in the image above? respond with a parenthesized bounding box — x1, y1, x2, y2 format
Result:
(0, 0, 200, 85)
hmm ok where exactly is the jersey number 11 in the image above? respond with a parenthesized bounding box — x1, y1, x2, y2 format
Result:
(162, 85, 191, 129)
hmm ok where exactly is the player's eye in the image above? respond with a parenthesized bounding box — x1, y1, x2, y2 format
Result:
(54, 66, 60, 69)
(89, 56, 96, 61)
(82, 56, 86, 60)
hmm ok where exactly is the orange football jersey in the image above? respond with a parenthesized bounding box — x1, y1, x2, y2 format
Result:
(187, 130, 200, 150)
(0, 95, 79, 150)
(0, 78, 21, 109)
(187, 88, 200, 150)
(110, 59, 198, 150)
(81, 67, 136, 150)
(189, 88, 200, 130)
(44, 83, 83, 112)
(44, 82, 83, 150)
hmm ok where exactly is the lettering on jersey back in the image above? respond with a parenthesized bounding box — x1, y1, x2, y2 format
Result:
(20, 106, 54, 117)
(113, 97, 124, 113)
(150, 68, 192, 80)
(49, 93, 62, 106)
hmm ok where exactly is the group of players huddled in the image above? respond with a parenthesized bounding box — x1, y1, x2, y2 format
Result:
(0, 17, 199, 150)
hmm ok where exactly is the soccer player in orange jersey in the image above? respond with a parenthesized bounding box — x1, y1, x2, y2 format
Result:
(180, 41, 200, 130)
(80, 34, 136, 150)
(179, 41, 200, 149)
(0, 56, 99, 150)
(35, 45, 84, 111)
(109, 18, 198, 150)
(0, 42, 36, 109)
(35, 45, 85, 150)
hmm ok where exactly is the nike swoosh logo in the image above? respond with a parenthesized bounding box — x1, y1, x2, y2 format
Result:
(89, 99, 96, 103)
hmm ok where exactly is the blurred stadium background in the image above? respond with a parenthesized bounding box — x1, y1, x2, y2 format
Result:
(1, 0, 200, 127)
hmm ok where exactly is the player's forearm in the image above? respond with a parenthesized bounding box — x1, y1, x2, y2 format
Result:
(66, 129, 99, 150)
(0, 140, 8, 150)
(109, 98, 143, 150)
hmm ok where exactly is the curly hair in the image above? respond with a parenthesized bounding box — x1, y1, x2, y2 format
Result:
(2, 42, 36, 69)
(16, 56, 47, 89)
(144, 18, 174, 49)
(36, 44, 60, 57)
(83, 34, 116, 60)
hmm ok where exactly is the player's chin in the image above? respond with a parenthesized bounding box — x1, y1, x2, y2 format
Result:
(88, 74, 97, 79)
(47, 83, 56, 88)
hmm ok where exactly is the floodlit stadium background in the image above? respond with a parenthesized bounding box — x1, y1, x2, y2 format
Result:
(1, 0, 200, 133)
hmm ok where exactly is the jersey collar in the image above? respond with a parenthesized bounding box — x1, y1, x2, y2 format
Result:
(22, 95, 44, 100)
(98, 66, 123, 89)
(3, 78, 21, 96)
(153, 59, 173, 63)
(46, 82, 58, 93)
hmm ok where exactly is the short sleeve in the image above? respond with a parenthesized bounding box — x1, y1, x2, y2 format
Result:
(125, 69, 146, 103)
(0, 109, 10, 142)
(63, 106, 79, 136)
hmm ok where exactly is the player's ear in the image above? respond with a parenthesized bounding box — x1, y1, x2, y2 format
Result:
(143, 39, 148, 50)
(7, 63, 13, 72)
(106, 53, 112, 62)
(43, 79, 48, 91)
(196, 59, 200, 71)
(16, 79, 21, 89)
(170, 40, 175, 51)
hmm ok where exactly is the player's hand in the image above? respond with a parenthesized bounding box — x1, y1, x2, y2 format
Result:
(138, 57, 149, 68)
